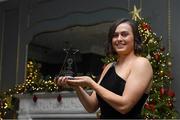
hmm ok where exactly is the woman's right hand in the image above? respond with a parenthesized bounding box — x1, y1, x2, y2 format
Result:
(54, 76, 79, 89)
(54, 76, 70, 87)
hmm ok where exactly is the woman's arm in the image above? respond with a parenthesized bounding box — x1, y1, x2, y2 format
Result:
(73, 86, 99, 113)
(92, 57, 153, 114)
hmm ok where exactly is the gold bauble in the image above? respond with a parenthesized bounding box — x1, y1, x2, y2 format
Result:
(148, 39, 154, 43)
(168, 61, 172, 66)
(160, 70, 164, 76)
(29, 61, 33, 65)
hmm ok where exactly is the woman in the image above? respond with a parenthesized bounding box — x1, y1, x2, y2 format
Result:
(55, 18, 153, 119)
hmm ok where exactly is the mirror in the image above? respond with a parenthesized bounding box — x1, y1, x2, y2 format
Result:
(28, 22, 111, 79)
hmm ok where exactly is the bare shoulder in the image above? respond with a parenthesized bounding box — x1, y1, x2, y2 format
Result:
(134, 56, 151, 66)
(132, 57, 153, 73)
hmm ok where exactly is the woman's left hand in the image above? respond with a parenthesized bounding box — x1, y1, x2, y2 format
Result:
(67, 76, 95, 88)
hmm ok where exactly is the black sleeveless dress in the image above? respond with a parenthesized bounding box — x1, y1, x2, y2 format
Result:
(96, 63, 148, 119)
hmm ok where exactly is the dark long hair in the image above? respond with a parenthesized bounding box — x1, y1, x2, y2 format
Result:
(105, 18, 142, 56)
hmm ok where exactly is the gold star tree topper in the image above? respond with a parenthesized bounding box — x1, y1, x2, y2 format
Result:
(130, 5, 142, 21)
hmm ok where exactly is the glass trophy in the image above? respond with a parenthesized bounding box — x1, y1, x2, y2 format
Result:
(58, 48, 79, 77)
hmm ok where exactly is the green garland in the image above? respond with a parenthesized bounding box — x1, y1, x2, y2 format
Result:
(0, 60, 62, 119)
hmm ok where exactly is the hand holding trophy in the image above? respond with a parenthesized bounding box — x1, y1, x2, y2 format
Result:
(54, 47, 79, 89)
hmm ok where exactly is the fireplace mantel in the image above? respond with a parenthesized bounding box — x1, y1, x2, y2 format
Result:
(16, 91, 96, 119)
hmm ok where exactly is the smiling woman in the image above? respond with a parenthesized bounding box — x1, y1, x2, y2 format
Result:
(55, 18, 153, 119)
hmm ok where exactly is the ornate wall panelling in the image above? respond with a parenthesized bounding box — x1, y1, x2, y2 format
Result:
(21, 0, 139, 83)
(0, 0, 20, 90)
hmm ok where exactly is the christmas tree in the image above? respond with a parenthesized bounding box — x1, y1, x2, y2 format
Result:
(133, 6, 178, 119)
(102, 6, 178, 119)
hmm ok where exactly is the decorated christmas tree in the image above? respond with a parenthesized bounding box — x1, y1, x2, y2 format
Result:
(131, 6, 178, 119)
(102, 6, 178, 119)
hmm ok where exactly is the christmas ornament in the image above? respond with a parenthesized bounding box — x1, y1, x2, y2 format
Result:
(144, 103, 151, 110)
(160, 87, 165, 96)
(130, 5, 141, 21)
(148, 39, 154, 44)
(167, 89, 175, 97)
(149, 104, 155, 112)
(57, 94, 62, 102)
(144, 103, 155, 112)
(142, 22, 151, 31)
(33, 95, 38, 103)
(154, 52, 160, 61)
(168, 61, 172, 67)
(159, 70, 164, 77)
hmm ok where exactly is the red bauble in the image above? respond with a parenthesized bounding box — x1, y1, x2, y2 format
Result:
(154, 52, 160, 61)
(142, 22, 151, 31)
(33, 95, 38, 102)
(160, 87, 165, 96)
(57, 94, 62, 102)
(149, 104, 155, 112)
(167, 89, 175, 97)
(144, 102, 155, 112)
(144, 103, 150, 110)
